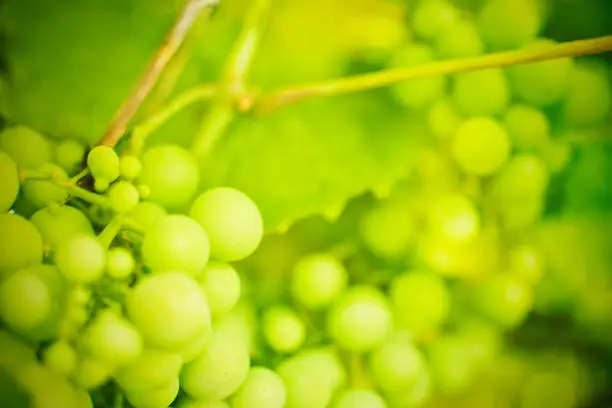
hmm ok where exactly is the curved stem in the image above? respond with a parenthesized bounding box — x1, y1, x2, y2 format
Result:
(255, 35, 612, 114)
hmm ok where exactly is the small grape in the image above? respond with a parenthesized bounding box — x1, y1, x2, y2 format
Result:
(426, 334, 481, 394)
(489, 154, 549, 202)
(428, 97, 462, 140)
(0, 126, 52, 169)
(114, 349, 183, 391)
(42, 341, 78, 375)
(30, 205, 94, 251)
(126, 272, 211, 349)
(369, 334, 426, 393)
(181, 329, 210, 363)
(21, 164, 69, 208)
(230, 367, 287, 408)
(435, 20, 483, 59)
(540, 140, 573, 173)
(128, 201, 167, 231)
(477, 0, 541, 50)
(138, 144, 199, 210)
(502, 104, 550, 150)
(119, 155, 142, 180)
(290, 253, 348, 309)
(0, 213, 44, 275)
(87, 145, 120, 183)
(451, 69, 509, 116)
(332, 389, 388, 408)
(563, 63, 611, 126)
(54, 234, 106, 283)
(73, 357, 114, 389)
(451, 117, 510, 176)
(85, 309, 143, 366)
(507, 245, 545, 285)
(262, 305, 306, 353)
(54, 140, 85, 174)
(94, 178, 110, 193)
(0, 268, 52, 332)
(426, 193, 480, 241)
(189, 187, 263, 262)
(124, 377, 180, 408)
(141, 214, 210, 275)
(107, 180, 140, 213)
(327, 286, 393, 352)
(412, 0, 460, 40)
(474, 273, 534, 327)
(106, 247, 135, 279)
(197, 262, 241, 317)
(0, 151, 19, 212)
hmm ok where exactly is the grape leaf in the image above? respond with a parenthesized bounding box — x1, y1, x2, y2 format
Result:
(0, 0, 426, 231)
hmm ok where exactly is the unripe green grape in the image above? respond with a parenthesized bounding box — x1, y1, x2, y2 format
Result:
(452, 69, 509, 116)
(73, 357, 114, 389)
(138, 144, 199, 210)
(426, 334, 483, 394)
(230, 367, 287, 408)
(489, 154, 549, 202)
(290, 253, 348, 309)
(124, 377, 180, 408)
(189, 187, 264, 262)
(107, 180, 140, 213)
(0, 213, 44, 275)
(119, 155, 142, 180)
(540, 140, 573, 173)
(332, 389, 388, 408)
(30, 205, 94, 251)
(451, 117, 510, 176)
(42, 341, 78, 375)
(94, 178, 110, 193)
(390, 271, 450, 337)
(128, 201, 167, 231)
(385, 367, 432, 408)
(198, 262, 241, 317)
(435, 20, 484, 59)
(21, 164, 69, 208)
(54, 140, 85, 175)
(54, 234, 106, 283)
(428, 97, 462, 140)
(327, 286, 393, 352)
(141, 214, 210, 275)
(506, 39, 574, 106)
(126, 272, 211, 349)
(0, 126, 52, 169)
(0, 151, 19, 212)
(136, 184, 150, 198)
(426, 193, 480, 242)
(85, 309, 143, 366)
(176, 400, 230, 408)
(0, 268, 52, 332)
(87, 145, 120, 183)
(507, 245, 545, 285)
(105, 247, 135, 279)
(368, 334, 426, 393)
(262, 305, 306, 353)
(477, 0, 541, 50)
(389, 43, 447, 109)
(181, 329, 210, 363)
(114, 349, 183, 391)
(563, 63, 611, 126)
(412, 0, 460, 40)
(502, 104, 550, 150)
(474, 273, 533, 328)
(19, 364, 84, 408)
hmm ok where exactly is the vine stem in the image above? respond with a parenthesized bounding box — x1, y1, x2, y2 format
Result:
(254, 35, 612, 114)
(98, 0, 219, 148)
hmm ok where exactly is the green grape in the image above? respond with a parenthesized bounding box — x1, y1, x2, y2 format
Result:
(277, 348, 346, 408)
(176, 399, 230, 408)
(105, 247, 135, 279)
(502, 104, 550, 150)
(21, 164, 70, 208)
(411, 0, 460, 40)
(451, 117, 510, 176)
(114, 349, 183, 391)
(181, 329, 210, 363)
(451, 69, 509, 116)
(124, 377, 180, 408)
(477, 0, 541, 50)
(54, 140, 85, 175)
(390, 271, 450, 337)
(189, 187, 263, 262)
(136, 184, 150, 198)
(473, 273, 533, 328)
(94, 178, 110, 193)
(332, 389, 388, 408)
(126, 272, 211, 349)
(0, 268, 52, 332)
(0, 126, 52, 169)
(507, 245, 545, 285)
(540, 140, 573, 174)
(197, 262, 241, 317)
(19, 364, 83, 408)
(119, 155, 142, 180)
(290, 253, 348, 309)
(128, 201, 167, 231)
(87, 146, 120, 183)
(435, 20, 483, 59)
(368, 333, 426, 393)
(327, 286, 393, 352)
(489, 154, 549, 203)
(563, 63, 611, 126)
(85, 309, 143, 366)
(0, 151, 19, 212)
(230, 367, 286, 408)
(30, 205, 94, 250)
(0, 213, 44, 275)
(426, 193, 480, 242)
(428, 97, 462, 140)
(389, 43, 447, 109)
(181, 325, 250, 401)
(262, 305, 306, 354)
(385, 367, 432, 408)
(73, 357, 114, 390)
(107, 180, 140, 213)
(42, 341, 78, 375)
(54, 234, 106, 283)
(138, 144, 199, 210)
(212, 303, 255, 353)
(141, 214, 210, 275)
(506, 39, 574, 106)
